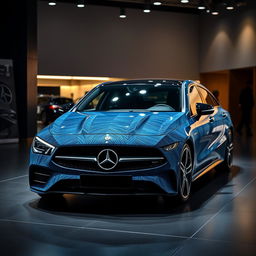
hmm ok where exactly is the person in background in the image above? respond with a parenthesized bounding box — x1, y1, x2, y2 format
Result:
(237, 81, 254, 136)
(212, 90, 220, 102)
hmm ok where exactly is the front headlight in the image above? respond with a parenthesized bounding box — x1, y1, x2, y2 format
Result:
(163, 142, 179, 151)
(32, 136, 55, 155)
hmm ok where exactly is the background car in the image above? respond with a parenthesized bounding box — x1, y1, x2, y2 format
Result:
(30, 80, 233, 202)
(37, 95, 74, 125)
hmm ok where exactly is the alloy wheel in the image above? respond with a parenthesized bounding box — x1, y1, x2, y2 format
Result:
(179, 145, 193, 200)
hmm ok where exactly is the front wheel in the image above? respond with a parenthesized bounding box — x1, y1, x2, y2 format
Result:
(177, 144, 193, 202)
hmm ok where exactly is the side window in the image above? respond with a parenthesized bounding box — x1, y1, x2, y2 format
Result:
(197, 87, 218, 106)
(189, 86, 203, 116)
(82, 91, 105, 110)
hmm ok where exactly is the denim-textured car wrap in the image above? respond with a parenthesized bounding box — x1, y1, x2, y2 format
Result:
(29, 80, 233, 195)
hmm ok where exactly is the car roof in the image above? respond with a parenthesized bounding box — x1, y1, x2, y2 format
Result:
(100, 80, 211, 92)
(101, 79, 184, 86)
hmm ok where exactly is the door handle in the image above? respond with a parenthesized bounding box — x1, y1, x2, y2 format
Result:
(209, 116, 215, 122)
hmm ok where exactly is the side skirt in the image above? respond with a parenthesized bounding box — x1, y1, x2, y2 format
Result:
(192, 159, 223, 182)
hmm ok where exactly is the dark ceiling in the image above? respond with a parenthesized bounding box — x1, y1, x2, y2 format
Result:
(41, 0, 250, 14)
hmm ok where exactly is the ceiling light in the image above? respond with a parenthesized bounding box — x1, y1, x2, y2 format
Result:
(119, 8, 126, 18)
(143, 6, 151, 13)
(198, 1, 205, 9)
(206, 9, 210, 13)
(181, 0, 189, 3)
(143, 8, 151, 13)
(226, 0, 235, 10)
(153, 1, 162, 5)
(226, 6, 234, 10)
(48, 1, 56, 6)
(143, 0, 151, 13)
(77, 0, 85, 8)
(212, 11, 219, 15)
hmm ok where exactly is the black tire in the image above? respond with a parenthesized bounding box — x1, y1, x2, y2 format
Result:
(41, 111, 48, 125)
(216, 129, 233, 172)
(177, 144, 193, 202)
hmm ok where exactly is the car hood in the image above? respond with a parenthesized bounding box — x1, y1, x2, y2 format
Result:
(50, 111, 184, 136)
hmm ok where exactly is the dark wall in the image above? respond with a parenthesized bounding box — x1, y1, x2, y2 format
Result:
(38, 86, 60, 96)
(38, 2, 199, 80)
(199, 4, 256, 73)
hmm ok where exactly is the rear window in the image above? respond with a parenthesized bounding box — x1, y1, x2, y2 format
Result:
(38, 97, 50, 105)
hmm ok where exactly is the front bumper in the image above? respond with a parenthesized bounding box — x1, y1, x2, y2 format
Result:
(29, 143, 182, 195)
(29, 163, 178, 195)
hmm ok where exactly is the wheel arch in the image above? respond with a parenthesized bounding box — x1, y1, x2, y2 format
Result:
(185, 137, 195, 168)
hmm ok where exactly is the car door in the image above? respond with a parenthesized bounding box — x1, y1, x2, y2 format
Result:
(197, 86, 226, 161)
(188, 85, 214, 173)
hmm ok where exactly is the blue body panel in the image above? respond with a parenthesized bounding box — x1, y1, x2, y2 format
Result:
(29, 80, 233, 195)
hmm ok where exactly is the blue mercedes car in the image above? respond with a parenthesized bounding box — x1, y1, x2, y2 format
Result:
(29, 80, 233, 202)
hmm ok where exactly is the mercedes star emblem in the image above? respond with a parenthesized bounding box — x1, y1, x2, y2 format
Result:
(0, 83, 13, 104)
(105, 134, 111, 141)
(97, 149, 118, 170)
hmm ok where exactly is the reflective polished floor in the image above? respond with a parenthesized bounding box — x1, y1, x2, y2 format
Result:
(0, 135, 256, 256)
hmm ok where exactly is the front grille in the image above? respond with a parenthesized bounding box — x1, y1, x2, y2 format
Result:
(29, 166, 52, 186)
(53, 146, 166, 172)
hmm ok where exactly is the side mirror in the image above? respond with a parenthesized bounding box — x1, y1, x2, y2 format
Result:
(196, 103, 214, 116)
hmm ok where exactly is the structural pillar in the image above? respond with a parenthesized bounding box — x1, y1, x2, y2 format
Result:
(0, 0, 38, 139)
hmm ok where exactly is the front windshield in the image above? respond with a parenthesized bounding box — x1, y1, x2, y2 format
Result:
(76, 83, 182, 112)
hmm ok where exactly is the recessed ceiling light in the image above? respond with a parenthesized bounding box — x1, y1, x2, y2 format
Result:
(198, 0, 205, 10)
(143, 4, 151, 13)
(181, 0, 189, 3)
(119, 8, 126, 18)
(77, 0, 85, 8)
(226, 6, 234, 10)
(143, 9, 151, 13)
(212, 11, 219, 15)
(48, 1, 56, 6)
(153, 1, 162, 5)
(143, 1, 151, 13)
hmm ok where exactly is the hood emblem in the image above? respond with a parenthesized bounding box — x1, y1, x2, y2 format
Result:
(97, 149, 118, 170)
(105, 134, 111, 141)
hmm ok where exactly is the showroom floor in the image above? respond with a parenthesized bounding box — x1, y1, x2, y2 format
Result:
(0, 136, 256, 256)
